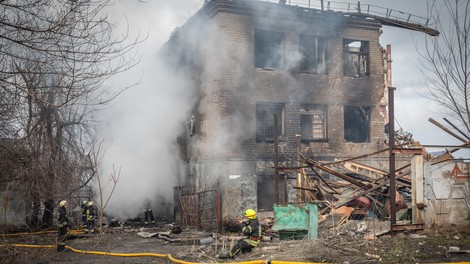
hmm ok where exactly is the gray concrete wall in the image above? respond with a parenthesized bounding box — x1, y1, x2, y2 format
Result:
(0, 191, 26, 226)
(190, 159, 257, 217)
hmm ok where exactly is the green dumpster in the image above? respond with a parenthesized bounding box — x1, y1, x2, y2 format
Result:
(271, 203, 318, 240)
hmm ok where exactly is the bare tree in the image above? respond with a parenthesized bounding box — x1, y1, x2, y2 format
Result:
(0, 0, 141, 227)
(420, 0, 470, 137)
(90, 140, 120, 235)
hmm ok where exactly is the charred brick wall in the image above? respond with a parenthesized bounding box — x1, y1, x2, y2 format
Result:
(167, 1, 389, 218)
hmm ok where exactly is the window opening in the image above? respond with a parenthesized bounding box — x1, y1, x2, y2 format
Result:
(300, 104, 327, 141)
(343, 39, 369, 77)
(257, 174, 287, 210)
(256, 103, 285, 142)
(299, 35, 327, 74)
(255, 29, 284, 69)
(344, 106, 370, 143)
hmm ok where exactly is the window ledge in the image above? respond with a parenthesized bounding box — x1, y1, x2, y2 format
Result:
(256, 67, 278, 71)
(298, 71, 328, 75)
(256, 137, 287, 143)
(344, 74, 370, 78)
(301, 139, 329, 143)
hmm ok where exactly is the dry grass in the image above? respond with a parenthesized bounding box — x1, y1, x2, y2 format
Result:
(1, 224, 469, 263)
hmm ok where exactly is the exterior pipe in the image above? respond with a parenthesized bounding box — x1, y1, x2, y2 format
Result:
(387, 44, 397, 229)
(274, 113, 280, 204)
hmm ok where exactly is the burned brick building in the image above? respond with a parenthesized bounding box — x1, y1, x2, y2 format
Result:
(161, 0, 435, 222)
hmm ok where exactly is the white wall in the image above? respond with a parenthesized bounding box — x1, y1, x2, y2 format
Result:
(424, 162, 470, 227)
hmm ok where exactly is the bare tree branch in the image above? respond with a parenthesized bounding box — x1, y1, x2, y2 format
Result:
(420, 0, 470, 137)
(0, 0, 142, 227)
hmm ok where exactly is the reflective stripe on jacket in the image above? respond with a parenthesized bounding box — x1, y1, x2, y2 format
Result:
(86, 206, 95, 220)
(242, 218, 262, 246)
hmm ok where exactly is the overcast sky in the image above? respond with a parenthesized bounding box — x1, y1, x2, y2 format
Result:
(365, 0, 468, 158)
(98, 0, 468, 218)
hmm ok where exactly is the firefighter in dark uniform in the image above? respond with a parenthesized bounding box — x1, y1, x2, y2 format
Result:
(81, 200, 88, 228)
(57, 200, 69, 252)
(219, 208, 262, 259)
(144, 199, 155, 224)
(85, 201, 96, 233)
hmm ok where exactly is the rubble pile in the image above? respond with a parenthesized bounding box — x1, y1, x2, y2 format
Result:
(283, 151, 414, 233)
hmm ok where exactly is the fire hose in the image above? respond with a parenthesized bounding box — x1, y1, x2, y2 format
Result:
(0, 230, 464, 264)
(1, 229, 323, 263)
(0, 242, 327, 264)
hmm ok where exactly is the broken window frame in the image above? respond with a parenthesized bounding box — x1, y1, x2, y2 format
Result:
(299, 34, 328, 74)
(344, 105, 371, 143)
(256, 102, 285, 142)
(300, 104, 328, 142)
(255, 29, 284, 70)
(343, 39, 370, 77)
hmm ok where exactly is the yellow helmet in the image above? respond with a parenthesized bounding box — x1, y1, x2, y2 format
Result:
(87, 201, 93, 206)
(59, 200, 67, 207)
(244, 208, 257, 219)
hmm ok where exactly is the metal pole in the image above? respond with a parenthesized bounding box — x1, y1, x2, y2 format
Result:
(296, 134, 302, 202)
(274, 113, 280, 205)
(216, 180, 222, 233)
(387, 44, 397, 230)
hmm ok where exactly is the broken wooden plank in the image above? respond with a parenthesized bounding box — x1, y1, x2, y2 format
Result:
(392, 148, 423, 155)
(344, 161, 388, 179)
(301, 153, 369, 189)
(391, 223, 423, 231)
(319, 206, 354, 228)
(448, 247, 470, 254)
(335, 173, 409, 208)
(429, 117, 468, 143)
(311, 166, 341, 194)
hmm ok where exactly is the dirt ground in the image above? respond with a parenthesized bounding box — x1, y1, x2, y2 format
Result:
(1, 221, 470, 264)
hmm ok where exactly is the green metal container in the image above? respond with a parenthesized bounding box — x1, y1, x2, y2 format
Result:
(272, 203, 318, 240)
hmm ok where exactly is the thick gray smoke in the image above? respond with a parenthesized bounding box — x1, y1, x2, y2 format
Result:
(96, 0, 202, 219)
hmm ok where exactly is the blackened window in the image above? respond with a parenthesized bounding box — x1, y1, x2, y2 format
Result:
(300, 104, 327, 141)
(255, 29, 284, 69)
(344, 106, 370, 143)
(257, 174, 287, 210)
(299, 35, 327, 74)
(256, 103, 285, 142)
(343, 39, 369, 77)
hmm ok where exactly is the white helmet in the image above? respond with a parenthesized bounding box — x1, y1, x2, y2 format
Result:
(59, 200, 67, 207)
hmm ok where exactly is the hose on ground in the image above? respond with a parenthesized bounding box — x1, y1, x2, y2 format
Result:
(1, 229, 85, 236)
(0, 243, 327, 264)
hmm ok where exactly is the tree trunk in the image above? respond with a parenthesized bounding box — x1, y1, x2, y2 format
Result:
(42, 199, 54, 227)
(30, 200, 40, 227)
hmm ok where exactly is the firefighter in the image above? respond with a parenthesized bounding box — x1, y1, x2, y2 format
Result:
(144, 199, 155, 224)
(219, 208, 262, 259)
(81, 200, 88, 227)
(85, 201, 96, 233)
(57, 200, 68, 252)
